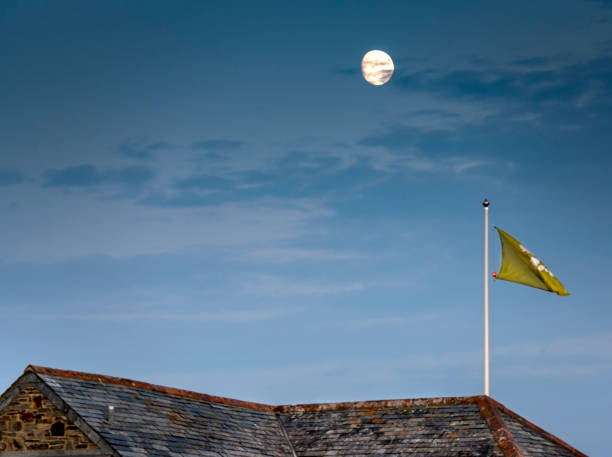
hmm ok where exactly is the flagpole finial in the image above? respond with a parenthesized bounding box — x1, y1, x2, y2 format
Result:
(482, 199, 489, 207)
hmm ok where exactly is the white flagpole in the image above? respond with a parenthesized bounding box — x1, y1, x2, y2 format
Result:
(483, 199, 490, 396)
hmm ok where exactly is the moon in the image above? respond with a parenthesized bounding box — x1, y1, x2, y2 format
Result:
(361, 50, 394, 86)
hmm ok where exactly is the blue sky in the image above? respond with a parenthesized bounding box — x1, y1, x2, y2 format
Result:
(1, 1, 611, 455)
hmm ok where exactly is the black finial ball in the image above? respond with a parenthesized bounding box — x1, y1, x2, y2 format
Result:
(482, 199, 489, 207)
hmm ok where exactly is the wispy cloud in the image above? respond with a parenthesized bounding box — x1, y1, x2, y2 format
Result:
(496, 332, 612, 358)
(175, 174, 233, 190)
(333, 66, 361, 77)
(192, 139, 244, 150)
(496, 362, 612, 377)
(399, 101, 499, 131)
(1, 198, 333, 261)
(139, 190, 220, 207)
(15, 307, 297, 323)
(42, 164, 105, 187)
(355, 144, 489, 174)
(584, 0, 612, 10)
(243, 275, 366, 296)
(394, 55, 612, 115)
(144, 332, 612, 403)
(348, 314, 436, 329)
(145, 351, 481, 403)
(0, 168, 25, 186)
(491, 333, 612, 378)
(242, 275, 418, 297)
(512, 56, 551, 68)
(41, 164, 156, 191)
(238, 247, 363, 263)
(118, 140, 173, 161)
(137, 173, 238, 207)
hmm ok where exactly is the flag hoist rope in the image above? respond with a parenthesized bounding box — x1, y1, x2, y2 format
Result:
(483, 199, 490, 396)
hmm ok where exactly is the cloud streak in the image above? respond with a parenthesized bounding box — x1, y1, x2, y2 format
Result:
(144, 352, 480, 404)
(394, 55, 612, 114)
(355, 137, 489, 174)
(243, 275, 366, 296)
(496, 332, 612, 359)
(0, 168, 25, 186)
(42, 164, 156, 190)
(118, 140, 173, 161)
(14, 307, 298, 323)
(192, 139, 244, 150)
(348, 314, 436, 329)
(242, 275, 418, 297)
(0, 198, 333, 261)
(145, 333, 612, 403)
(238, 247, 363, 263)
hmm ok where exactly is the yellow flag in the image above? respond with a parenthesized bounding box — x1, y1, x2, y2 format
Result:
(495, 227, 569, 296)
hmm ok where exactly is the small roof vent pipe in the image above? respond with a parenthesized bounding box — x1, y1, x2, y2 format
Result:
(107, 405, 114, 423)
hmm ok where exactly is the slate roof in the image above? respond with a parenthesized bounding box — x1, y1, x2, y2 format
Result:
(0, 366, 587, 457)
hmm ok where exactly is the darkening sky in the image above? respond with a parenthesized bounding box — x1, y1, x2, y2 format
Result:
(1, 1, 612, 455)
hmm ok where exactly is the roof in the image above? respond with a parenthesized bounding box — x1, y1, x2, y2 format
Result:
(0, 365, 587, 457)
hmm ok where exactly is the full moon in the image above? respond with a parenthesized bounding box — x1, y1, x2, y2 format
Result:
(361, 50, 394, 86)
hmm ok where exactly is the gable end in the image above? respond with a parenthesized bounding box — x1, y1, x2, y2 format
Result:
(0, 373, 115, 457)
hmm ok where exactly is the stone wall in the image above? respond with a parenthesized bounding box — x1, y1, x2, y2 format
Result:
(0, 384, 98, 452)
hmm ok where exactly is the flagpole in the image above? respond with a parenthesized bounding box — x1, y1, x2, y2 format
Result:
(483, 199, 490, 396)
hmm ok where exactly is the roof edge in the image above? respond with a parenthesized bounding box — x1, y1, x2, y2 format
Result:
(25, 365, 275, 413)
(487, 397, 588, 457)
(0, 370, 35, 410)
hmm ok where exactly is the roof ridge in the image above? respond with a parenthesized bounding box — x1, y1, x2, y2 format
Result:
(274, 395, 482, 412)
(26, 366, 483, 413)
(275, 412, 298, 457)
(477, 396, 524, 457)
(487, 397, 588, 457)
(25, 365, 275, 412)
